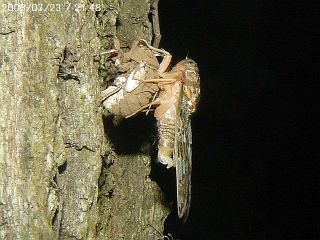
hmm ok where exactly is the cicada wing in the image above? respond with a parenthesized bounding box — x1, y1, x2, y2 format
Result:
(174, 87, 192, 222)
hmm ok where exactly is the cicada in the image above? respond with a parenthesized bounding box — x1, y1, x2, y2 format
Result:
(102, 39, 200, 221)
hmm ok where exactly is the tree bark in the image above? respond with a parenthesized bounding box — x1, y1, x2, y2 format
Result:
(0, 1, 169, 239)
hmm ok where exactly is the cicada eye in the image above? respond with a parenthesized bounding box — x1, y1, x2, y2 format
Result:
(185, 69, 199, 83)
(181, 59, 200, 86)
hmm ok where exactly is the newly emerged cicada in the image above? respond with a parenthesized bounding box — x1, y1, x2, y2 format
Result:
(102, 39, 200, 221)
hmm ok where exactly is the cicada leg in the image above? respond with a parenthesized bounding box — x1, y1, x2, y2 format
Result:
(125, 98, 160, 118)
(137, 39, 172, 74)
(141, 78, 176, 84)
(141, 70, 182, 86)
(100, 37, 121, 56)
(101, 85, 122, 102)
(145, 89, 159, 115)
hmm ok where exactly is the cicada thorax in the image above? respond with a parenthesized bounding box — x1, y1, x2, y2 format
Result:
(154, 58, 200, 168)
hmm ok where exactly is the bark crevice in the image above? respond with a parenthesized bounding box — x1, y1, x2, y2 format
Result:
(1, 0, 169, 239)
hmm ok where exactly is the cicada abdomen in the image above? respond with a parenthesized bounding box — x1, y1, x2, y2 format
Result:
(154, 80, 181, 167)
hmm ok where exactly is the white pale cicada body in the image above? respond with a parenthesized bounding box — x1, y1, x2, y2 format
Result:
(102, 39, 200, 221)
(154, 59, 200, 221)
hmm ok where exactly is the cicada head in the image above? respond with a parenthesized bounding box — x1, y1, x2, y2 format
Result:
(177, 59, 200, 114)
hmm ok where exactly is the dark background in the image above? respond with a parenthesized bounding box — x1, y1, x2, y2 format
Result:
(156, 1, 317, 239)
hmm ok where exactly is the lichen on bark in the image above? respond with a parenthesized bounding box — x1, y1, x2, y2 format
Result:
(0, 0, 169, 239)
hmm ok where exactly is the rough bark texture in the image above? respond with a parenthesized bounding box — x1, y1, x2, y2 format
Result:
(0, 0, 169, 239)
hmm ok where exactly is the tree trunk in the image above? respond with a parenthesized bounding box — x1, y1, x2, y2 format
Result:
(0, 1, 169, 239)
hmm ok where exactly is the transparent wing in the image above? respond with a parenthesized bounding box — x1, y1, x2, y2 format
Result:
(174, 85, 192, 222)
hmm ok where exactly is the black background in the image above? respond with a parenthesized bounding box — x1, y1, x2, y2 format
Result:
(156, 1, 317, 239)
